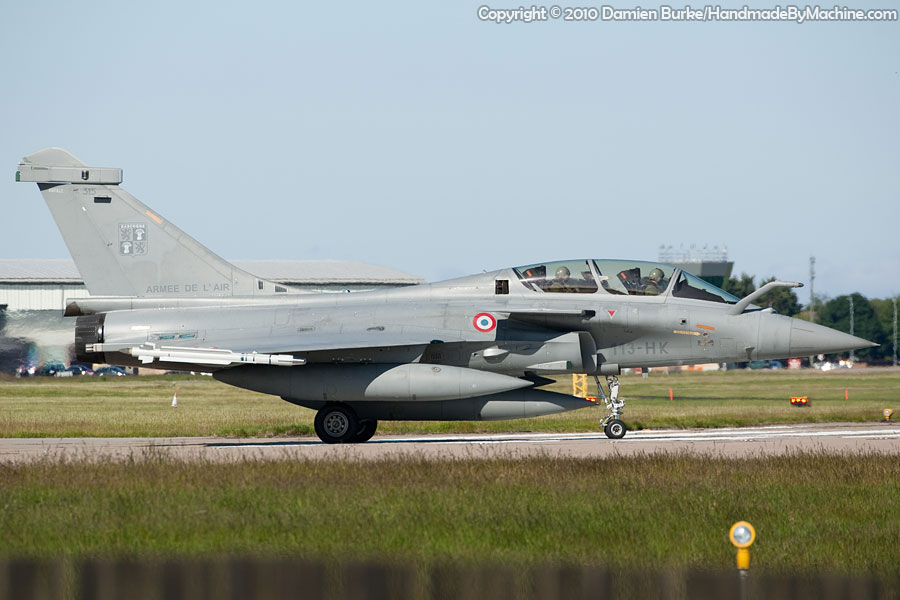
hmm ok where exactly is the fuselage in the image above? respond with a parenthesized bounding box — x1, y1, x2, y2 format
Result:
(78, 259, 865, 377)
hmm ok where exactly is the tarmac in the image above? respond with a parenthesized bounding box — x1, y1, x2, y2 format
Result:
(1, 421, 898, 462)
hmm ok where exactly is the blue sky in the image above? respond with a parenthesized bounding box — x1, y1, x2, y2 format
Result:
(2, 1, 897, 299)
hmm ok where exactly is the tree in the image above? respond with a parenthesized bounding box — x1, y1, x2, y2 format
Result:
(817, 293, 886, 361)
(722, 273, 801, 316)
(757, 277, 802, 317)
(722, 273, 756, 299)
(870, 297, 898, 363)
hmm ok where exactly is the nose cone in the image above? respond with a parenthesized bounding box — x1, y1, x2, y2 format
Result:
(790, 321, 878, 356)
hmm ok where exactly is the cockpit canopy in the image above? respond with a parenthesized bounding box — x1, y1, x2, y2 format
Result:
(512, 259, 740, 304)
(592, 260, 674, 297)
(514, 260, 599, 294)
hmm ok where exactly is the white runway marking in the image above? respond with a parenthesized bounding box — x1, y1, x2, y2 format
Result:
(215, 423, 900, 448)
(1, 422, 897, 462)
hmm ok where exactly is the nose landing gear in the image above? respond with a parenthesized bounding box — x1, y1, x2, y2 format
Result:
(594, 375, 627, 439)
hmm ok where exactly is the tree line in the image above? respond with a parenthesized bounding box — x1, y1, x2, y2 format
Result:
(722, 273, 897, 363)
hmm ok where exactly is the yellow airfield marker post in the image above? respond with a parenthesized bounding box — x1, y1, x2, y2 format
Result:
(729, 521, 756, 600)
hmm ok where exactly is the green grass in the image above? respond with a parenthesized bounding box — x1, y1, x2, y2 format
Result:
(0, 368, 897, 437)
(1, 452, 898, 577)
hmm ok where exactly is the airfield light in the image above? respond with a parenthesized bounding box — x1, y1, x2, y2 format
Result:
(790, 396, 809, 407)
(884, 409, 893, 421)
(729, 521, 755, 572)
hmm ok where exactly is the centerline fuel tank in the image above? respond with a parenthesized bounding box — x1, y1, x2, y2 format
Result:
(214, 363, 533, 402)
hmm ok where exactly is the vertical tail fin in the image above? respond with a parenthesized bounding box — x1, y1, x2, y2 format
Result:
(17, 148, 292, 298)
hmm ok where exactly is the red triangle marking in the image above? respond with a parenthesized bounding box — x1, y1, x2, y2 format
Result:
(607, 310, 617, 318)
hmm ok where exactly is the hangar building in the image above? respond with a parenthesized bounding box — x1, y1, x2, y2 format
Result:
(0, 259, 423, 369)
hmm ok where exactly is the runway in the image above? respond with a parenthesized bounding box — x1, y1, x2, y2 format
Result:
(1, 422, 898, 462)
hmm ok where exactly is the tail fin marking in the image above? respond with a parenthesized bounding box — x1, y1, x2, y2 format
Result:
(17, 148, 294, 298)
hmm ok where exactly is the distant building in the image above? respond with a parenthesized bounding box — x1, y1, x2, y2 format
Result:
(0, 259, 423, 369)
(658, 245, 734, 288)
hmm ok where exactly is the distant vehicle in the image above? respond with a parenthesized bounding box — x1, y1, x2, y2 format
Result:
(747, 360, 782, 370)
(814, 360, 853, 371)
(15, 364, 37, 377)
(37, 362, 66, 376)
(95, 366, 130, 376)
(62, 365, 94, 376)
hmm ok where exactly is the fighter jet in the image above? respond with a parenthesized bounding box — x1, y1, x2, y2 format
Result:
(16, 148, 876, 443)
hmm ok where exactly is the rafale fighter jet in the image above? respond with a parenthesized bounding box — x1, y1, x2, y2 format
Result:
(17, 148, 876, 443)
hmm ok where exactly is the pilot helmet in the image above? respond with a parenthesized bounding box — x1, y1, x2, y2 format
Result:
(648, 268, 664, 282)
(555, 266, 571, 279)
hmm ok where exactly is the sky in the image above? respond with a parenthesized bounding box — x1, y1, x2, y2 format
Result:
(1, 1, 898, 300)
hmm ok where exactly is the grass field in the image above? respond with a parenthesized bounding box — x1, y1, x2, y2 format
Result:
(3, 373, 898, 594)
(0, 368, 897, 438)
(1, 452, 898, 578)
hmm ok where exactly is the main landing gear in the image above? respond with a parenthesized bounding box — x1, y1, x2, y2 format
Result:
(314, 403, 378, 444)
(594, 375, 627, 439)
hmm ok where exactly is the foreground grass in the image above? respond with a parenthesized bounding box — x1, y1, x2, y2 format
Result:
(1, 452, 898, 577)
(0, 368, 897, 437)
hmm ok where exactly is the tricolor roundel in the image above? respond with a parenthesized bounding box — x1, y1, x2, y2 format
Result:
(472, 312, 497, 333)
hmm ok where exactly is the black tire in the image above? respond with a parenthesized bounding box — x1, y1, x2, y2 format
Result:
(353, 420, 378, 443)
(314, 404, 359, 444)
(604, 419, 627, 439)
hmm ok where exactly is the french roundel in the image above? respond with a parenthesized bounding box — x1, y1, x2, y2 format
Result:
(473, 313, 497, 332)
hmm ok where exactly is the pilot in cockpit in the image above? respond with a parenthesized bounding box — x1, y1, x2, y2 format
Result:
(547, 266, 573, 292)
(643, 267, 666, 296)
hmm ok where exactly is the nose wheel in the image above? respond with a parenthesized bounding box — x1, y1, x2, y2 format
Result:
(603, 418, 627, 439)
(594, 375, 627, 439)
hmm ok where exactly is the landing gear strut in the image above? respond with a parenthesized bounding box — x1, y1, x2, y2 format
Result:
(594, 375, 627, 439)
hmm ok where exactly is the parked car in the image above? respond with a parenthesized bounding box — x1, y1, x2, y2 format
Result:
(37, 362, 66, 376)
(814, 360, 853, 371)
(747, 360, 783, 370)
(95, 366, 130, 377)
(15, 363, 37, 377)
(61, 365, 94, 376)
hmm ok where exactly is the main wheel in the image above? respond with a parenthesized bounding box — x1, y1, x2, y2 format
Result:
(604, 419, 627, 439)
(314, 404, 359, 444)
(353, 420, 378, 443)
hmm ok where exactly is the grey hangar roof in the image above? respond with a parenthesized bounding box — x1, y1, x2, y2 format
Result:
(0, 259, 423, 286)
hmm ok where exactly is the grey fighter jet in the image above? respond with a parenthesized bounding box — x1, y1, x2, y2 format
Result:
(16, 148, 876, 442)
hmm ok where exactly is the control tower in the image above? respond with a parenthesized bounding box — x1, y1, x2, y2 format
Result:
(658, 244, 734, 288)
